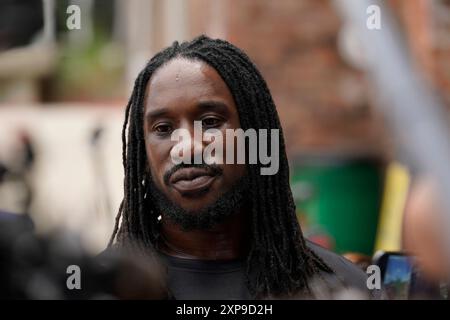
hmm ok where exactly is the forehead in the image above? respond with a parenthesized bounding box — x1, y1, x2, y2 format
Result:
(145, 58, 234, 111)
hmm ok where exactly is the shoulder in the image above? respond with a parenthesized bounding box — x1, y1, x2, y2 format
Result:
(306, 240, 368, 286)
(95, 245, 125, 266)
(305, 240, 383, 299)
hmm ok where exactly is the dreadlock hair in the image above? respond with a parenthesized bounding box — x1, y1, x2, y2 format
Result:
(108, 35, 332, 298)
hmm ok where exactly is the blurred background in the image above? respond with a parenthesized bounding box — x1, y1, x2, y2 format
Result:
(1, 0, 450, 298)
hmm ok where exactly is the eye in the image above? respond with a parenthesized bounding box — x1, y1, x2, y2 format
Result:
(153, 123, 173, 135)
(201, 116, 222, 129)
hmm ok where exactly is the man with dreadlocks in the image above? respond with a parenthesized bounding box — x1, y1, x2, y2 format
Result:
(106, 35, 380, 300)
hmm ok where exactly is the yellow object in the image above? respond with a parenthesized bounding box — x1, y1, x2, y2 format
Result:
(374, 162, 411, 252)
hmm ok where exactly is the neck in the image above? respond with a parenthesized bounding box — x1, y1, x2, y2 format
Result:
(158, 209, 249, 260)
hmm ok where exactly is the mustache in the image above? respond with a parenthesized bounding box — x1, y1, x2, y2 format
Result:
(163, 163, 223, 186)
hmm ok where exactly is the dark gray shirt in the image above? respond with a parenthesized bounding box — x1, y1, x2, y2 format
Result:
(160, 240, 382, 300)
(160, 253, 251, 300)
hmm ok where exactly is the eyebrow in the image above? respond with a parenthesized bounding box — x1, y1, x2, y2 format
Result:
(196, 100, 230, 113)
(145, 100, 230, 122)
(145, 108, 170, 122)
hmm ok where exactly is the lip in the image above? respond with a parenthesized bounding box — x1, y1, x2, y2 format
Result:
(169, 167, 219, 196)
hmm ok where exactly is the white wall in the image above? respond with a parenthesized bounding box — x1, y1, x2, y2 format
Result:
(0, 104, 124, 253)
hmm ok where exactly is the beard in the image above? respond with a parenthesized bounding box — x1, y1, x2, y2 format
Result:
(147, 166, 249, 231)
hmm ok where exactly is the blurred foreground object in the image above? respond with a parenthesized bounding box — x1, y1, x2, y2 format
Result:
(403, 177, 450, 283)
(0, 215, 167, 299)
(334, 0, 450, 268)
(373, 250, 447, 300)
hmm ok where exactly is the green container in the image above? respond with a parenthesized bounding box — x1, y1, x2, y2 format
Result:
(291, 154, 384, 256)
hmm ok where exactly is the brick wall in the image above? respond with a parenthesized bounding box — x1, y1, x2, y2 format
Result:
(186, 0, 450, 158)
(224, 0, 387, 157)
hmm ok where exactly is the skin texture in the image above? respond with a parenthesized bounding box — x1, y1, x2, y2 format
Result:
(403, 177, 450, 281)
(143, 57, 248, 260)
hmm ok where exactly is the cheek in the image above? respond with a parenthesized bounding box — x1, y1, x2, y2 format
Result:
(219, 118, 246, 182)
(218, 163, 246, 197)
(145, 140, 172, 184)
(220, 119, 245, 162)
(221, 131, 246, 183)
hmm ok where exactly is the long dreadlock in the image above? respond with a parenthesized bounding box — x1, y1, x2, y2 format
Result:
(108, 35, 332, 298)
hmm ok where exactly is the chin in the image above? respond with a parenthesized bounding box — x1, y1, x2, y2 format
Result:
(170, 191, 220, 213)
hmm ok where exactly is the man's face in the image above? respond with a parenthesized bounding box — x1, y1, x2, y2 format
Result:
(143, 57, 246, 213)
